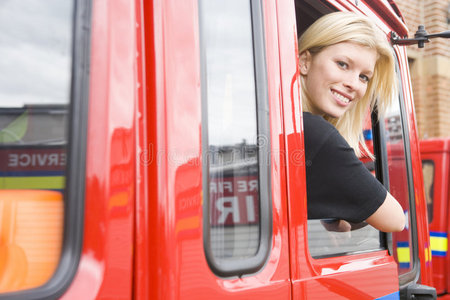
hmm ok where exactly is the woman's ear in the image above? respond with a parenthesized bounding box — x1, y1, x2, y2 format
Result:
(299, 50, 311, 75)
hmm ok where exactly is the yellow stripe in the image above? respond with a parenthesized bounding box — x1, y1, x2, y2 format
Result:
(430, 236, 448, 252)
(397, 247, 411, 263)
(425, 246, 432, 262)
(0, 177, 65, 190)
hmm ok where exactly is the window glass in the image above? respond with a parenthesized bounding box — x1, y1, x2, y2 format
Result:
(200, 0, 269, 273)
(0, 0, 72, 293)
(307, 219, 380, 257)
(421, 160, 435, 223)
(385, 98, 414, 275)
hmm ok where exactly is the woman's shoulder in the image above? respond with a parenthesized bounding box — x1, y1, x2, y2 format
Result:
(302, 112, 337, 137)
(302, 112, 345, 159)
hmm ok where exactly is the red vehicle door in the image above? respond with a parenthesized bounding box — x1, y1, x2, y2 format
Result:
(139, 0, 292, 298)
(420, 138, 450, 297)
(286, 1, 434, 299)
(0, 0, 436, 299)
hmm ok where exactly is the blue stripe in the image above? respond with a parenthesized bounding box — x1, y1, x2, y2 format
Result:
(432, 250, 446, 257)
(376, 291, 399, 300)
(430, 231, 447, 238)
(0, 171, 65, 176)
(399, 262, 410, 269)
(397, 241, 409, 247)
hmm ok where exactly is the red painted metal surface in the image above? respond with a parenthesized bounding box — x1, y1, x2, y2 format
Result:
(328, 0, 407, 36)
(134, 0, 148, 298)
(48, 0, 433, 299)
(61, 0, 139, 298)
(142, 0, 290, 299)
(420, 138, 450, 296)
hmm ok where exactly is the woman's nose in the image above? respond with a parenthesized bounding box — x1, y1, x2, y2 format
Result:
(342, 73, 359, 90)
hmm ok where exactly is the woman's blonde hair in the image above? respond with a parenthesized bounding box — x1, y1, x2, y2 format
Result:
(298, 12, 397, 158)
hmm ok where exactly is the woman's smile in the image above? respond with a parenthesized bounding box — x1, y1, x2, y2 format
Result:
(331, 89, 352, 105)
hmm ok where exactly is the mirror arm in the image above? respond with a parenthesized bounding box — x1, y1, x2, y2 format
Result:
(391, 25, 450, 48)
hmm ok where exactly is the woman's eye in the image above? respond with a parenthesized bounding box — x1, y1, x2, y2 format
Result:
(360, 74, 370, 83)
(337, 61, 348, 69)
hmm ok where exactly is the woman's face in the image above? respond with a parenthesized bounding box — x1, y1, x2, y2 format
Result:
(299, 42, 377, 118)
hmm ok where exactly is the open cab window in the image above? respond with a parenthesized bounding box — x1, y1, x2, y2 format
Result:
(295, 0, 419, 285)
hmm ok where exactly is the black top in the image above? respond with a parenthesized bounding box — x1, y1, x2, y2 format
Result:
(303, 112, 387, 223)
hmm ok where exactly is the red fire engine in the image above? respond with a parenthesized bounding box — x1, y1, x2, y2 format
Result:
(421, 138, 450, 299)
(0, 0, 442, 299)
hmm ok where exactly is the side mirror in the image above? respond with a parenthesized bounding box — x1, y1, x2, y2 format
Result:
(391, 25, 450, 48)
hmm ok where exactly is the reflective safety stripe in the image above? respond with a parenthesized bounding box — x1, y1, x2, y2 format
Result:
(396, 241, 411, 269)
(425, 244, 432, 265)
(0, 176, 65, 190)
(375, 291, 400, 300)
(430, 231, 448, 257)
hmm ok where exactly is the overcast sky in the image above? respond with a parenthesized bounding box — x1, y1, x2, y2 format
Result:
(0, 0, 72, 107)
(201, 0, 259, 146)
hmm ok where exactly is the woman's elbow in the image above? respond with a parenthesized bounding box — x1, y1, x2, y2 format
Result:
(366, 193, 406, 232)
(390, 214, 406, 232)
(386, 195, 406, 232)
(367, 212, 405, 232)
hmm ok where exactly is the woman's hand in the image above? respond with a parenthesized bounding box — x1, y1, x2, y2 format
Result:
(321, 219, 370, 232)
(320, 219, 352, 232)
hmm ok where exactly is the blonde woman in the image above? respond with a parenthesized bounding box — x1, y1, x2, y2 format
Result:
(299, 12, 405, 232)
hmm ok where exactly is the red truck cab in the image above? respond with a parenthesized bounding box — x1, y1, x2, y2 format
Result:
(0, 0, 436, 299)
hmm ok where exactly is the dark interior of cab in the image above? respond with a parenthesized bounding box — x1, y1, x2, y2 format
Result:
(295, 0, 336, 37)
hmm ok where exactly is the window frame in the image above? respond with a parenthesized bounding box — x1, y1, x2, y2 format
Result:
(377, 52, 420, 287)
(304, 51, 419, 264)
(371, 108, 392, 253)
(199, 0, 272, 277)
(0, 0, 91, 298)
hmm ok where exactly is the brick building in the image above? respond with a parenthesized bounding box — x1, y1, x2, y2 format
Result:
(395, 0, 450, 138)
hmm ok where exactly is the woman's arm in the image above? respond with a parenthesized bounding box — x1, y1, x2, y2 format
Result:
(320, 193, 405, 233)
(365, 192, 405, 232)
